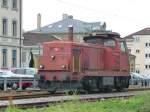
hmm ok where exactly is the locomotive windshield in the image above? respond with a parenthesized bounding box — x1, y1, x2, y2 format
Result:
(85, 37, 115, 47)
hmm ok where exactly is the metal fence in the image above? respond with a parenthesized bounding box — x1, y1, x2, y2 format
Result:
(0, 77, 36, 91)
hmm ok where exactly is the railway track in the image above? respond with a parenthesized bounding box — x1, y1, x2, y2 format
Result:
(0, 85, 149, 100)
(0, 92, 135, 109)
(0, 86, 149, 109)
(0, 90, 50, 100)
(0, 86, 149, 100)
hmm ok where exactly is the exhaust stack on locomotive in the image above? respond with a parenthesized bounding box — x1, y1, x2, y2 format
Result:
(68, 25, 73, 42)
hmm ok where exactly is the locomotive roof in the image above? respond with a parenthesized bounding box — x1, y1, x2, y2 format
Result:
(83, 31, 120, 41)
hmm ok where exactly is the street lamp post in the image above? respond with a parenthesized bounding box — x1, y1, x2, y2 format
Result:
(19, 0, 22, 67)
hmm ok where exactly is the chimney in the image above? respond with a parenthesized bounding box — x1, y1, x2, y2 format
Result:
(68, 25, 73, 42)
(37, 13, 41, 30)
(62, 14, 73, 19)
(62, 14, 68, 19)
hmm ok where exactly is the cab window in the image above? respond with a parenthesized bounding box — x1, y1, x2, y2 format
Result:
(104, 39, 115, 47)
(120, 41, 126, 52)
(25, 69, 35, 75)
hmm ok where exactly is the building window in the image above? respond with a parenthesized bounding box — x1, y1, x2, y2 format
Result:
(145, 43, 150, 47)
(136, 70, 140, 73)
(12, 20, 17, 36)
(145, 65, 148, 69)
(145, 65, 150, 69)
(145, 43, 148, 47)
(2, 49, 7, 68)
(136, 49, 140, 53)
(145, 53, 150, 58)
(145, 54, 148, 58)
(133, 35, 140, 42)
(12, 0, 17, 9)
(12, 50, 17, 67)
(2, 0, 8, 8)
(2, 19, 8, 36)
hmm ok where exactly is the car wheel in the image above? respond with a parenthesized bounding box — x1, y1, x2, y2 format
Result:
(22, 87, 27, 90)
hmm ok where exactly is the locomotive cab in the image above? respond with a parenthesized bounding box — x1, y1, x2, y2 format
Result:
(82, 32, 130, 91)
(84, 32, 120, 48)
(84, 32, 129, 72)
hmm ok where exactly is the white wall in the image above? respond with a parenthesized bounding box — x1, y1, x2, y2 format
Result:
(126, 35, 150, 75)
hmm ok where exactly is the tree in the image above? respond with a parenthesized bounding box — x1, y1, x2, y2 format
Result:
(29, 51, 34, 67)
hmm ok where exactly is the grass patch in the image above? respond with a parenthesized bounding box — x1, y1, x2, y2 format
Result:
(4, 91, 150, 112)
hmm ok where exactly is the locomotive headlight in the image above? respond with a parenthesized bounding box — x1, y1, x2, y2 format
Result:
(39, 65, 44, 69)
(62, 65, 66, 69)
(51, 55, 55, 60)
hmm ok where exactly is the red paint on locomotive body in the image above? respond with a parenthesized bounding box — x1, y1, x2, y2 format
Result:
(38, 31, 130, 92)
(39, 38, 129, 80)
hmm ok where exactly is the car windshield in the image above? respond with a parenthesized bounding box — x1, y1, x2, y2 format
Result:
(0, 72, 4, 76)
(0, 71, 13, 77)
(11, 68, 36, 75)
(25, 69, 35, 75)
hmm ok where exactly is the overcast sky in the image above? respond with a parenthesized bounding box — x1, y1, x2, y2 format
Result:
(23, 0, 150, 37)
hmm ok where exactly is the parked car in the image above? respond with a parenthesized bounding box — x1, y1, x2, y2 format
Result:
(11, 68, 37, 77)
(130, 72, 150, 86)
(0, 70, 16, 77)
(0, 69, 33, 90)
(10, 68, 38, 89)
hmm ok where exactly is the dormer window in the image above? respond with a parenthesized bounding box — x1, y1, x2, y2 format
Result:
(58, 25, 62, 28)
(48, 25, 53, 28)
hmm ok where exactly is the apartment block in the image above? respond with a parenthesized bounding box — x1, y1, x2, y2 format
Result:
(125, 28, 150, 75)
(0, 0, 22, 68)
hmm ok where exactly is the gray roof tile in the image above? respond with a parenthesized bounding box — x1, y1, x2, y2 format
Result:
(124, 27, 150, 39)
(30, 17, 106, 33)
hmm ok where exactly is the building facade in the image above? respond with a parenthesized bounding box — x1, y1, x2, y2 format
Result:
(125, 28, 150, 74)
(30, 14, 106, 42)
(0, 0, 22, 68)
(22, 33, 59, 67)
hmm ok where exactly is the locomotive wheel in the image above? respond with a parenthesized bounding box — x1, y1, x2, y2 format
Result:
(104, 87, 113, 92)
(68, 90, 78, 95)
(46, 81, 57, 94)
(82, 78, 93, 92)
(48, 88, 57, 94)
(97, 78, 103, 92)
(116, 87, 123, 92)
(82, 77, 98, 92)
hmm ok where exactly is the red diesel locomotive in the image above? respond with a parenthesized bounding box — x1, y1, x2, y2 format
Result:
(38, 27, 130, 93)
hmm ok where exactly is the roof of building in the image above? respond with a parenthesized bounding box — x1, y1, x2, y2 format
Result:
(23, 33, 59, 46)
(124, 27, 150, 39)
(30, 14, 106, 33)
